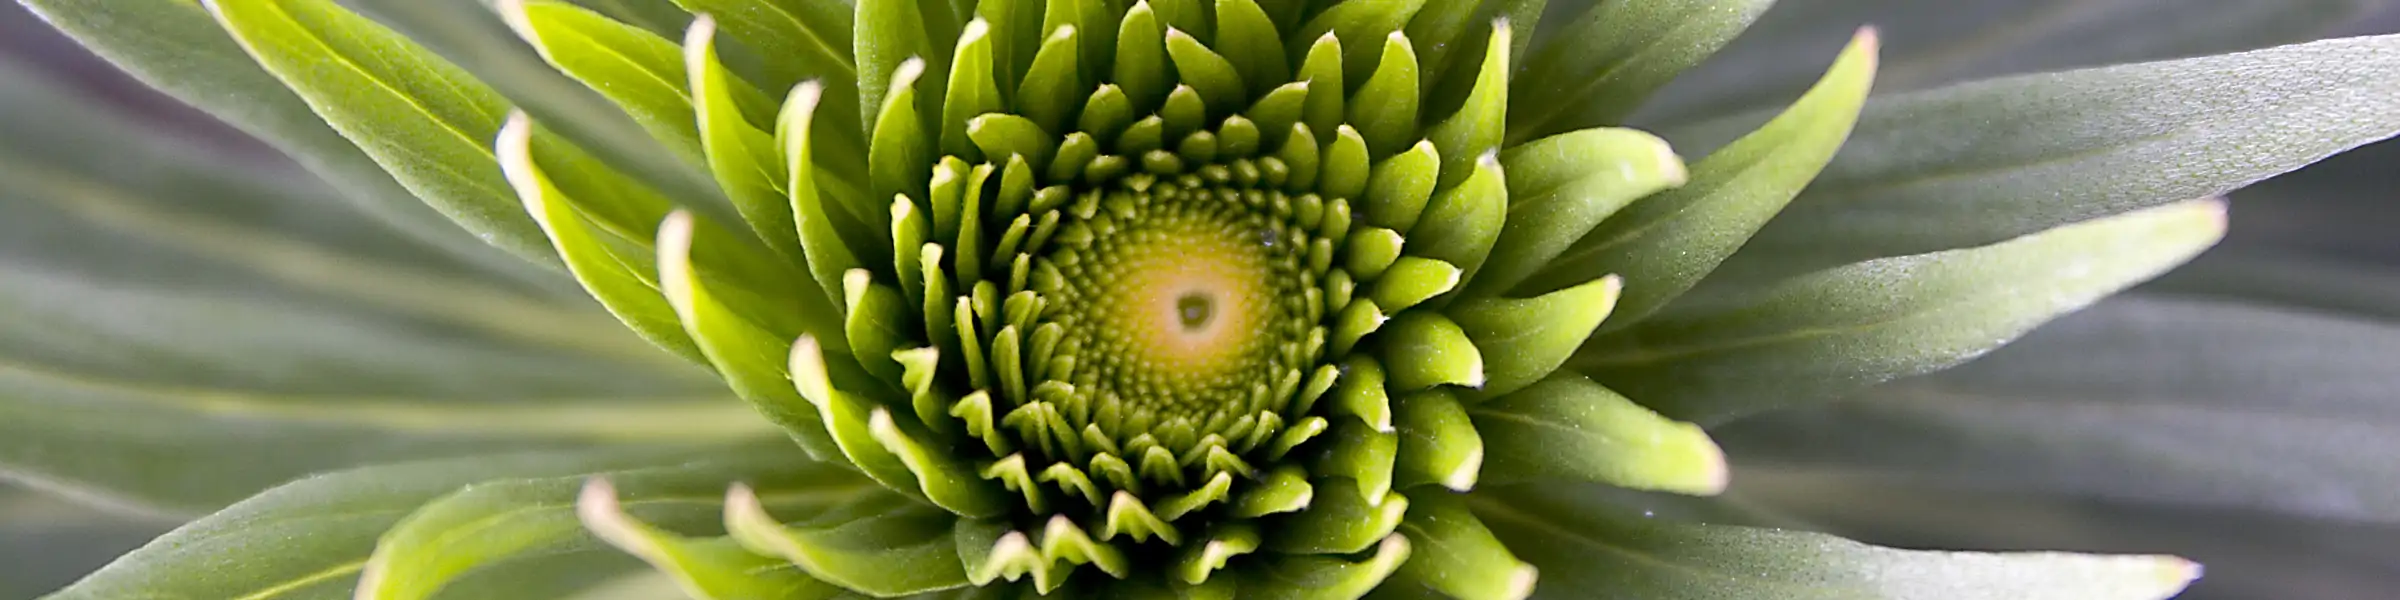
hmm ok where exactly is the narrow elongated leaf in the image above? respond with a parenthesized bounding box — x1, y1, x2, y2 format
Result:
(1527, 30, 1877, 330)
(1506, 0, 1773, 145)
(334, 0, 727, 212)
(1699, 32, 2400, 289)
(1718, 293, 2400, 525)
(41, 445, 749, 599)
(14, 0, 560, 284)
(1637, 0, 2377, 127)
(1578, 199, 2225, 423)
(200, 0, 557, 264)
(1472, 483, 2200, 600)
(353, 447, 869, 600)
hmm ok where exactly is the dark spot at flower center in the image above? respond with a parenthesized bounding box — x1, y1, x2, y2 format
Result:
(1177, 292, 1214, 330)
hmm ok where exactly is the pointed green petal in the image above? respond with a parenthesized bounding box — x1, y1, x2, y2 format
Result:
(1348, 33, 1421, 157)
(1393, 390, 1481, 491)
(1449, 275, 1622, 400)
(725, 485, 971, 596)
(1542, 31, 1880, 332)
(1472, 373, 1725, 494)
(1393, 491, 1537, 600)
(656, 212, 840, 457)
(1467, 128, 1684, 298)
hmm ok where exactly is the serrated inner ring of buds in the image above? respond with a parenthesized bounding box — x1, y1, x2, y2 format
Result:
(920, 102, 1361, 561)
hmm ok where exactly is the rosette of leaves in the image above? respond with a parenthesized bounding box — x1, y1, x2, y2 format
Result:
(8, 0, 2400, 598)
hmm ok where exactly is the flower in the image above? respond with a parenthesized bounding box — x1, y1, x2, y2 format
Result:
(8, 0, 2400, 598)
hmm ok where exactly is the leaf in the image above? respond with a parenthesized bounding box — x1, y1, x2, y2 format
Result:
(1636, 0, 2378, 127)
(1725, 474, 2400, 600)
(14, 0, 559, 284)
(0, 486, 168, 599)
(40, 445, 753, 599)
(199, 0, 555, 264)
(1525, 30, 1878, 331)
(1506, 0, 1773, 145)
(1694, 32, 2400, 290)
(1471, 483, 2201, 600)
(1715, 293, 2400, 525)
(1470, 373, 1724, 495)
(352, 447, 870, 600)
(1467, 127, 1684, 299)
(1578, 199, 2225, 423)
(334, 0, 729, 214)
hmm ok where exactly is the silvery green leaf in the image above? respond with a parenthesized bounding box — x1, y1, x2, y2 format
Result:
(334, 0, 730, 212)
(1686, 33, 2400, 291)
(1579, 200, 2223, 423)
(40, 445, 765, 599)
(1638, 0, 2377, 127)
(1716, 292, 2400, 525)
(352, 452, 872, 600)
(1472, 483, 2198, 600)
(13, 0, 555, 283)
(1728, 473, 2400, 600)
(0, 61, 771, 512)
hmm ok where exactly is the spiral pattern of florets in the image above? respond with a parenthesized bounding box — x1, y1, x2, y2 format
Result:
(484, 0, 1763, 594)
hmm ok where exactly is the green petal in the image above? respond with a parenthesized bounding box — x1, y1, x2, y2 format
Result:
(498, 113, 704, 364)
(1393, 390, 1481, 491)
(1377, 312, 1485, 391)
(853, 0, 938, 130)
(1422, 21, 1508, 190)
(1240, 534, 1411, 600)
(1470, 373, 1725, 494)
(1534, 30, 1879, 331)
(725, 484, 972, 596)
(1392, 491, 1537, 600)
(656, 212, 841, 456)
(1507, 0, 1772, 143)
(1448, 275, 1622, 400)
(573, 480, 846, 600)
(1468, 128, 1683, 299)
(683, 17, 807, 261)
(1264, 478, 1408, 554)
(1212, 0, 1292, 96)
(1580, 199, 2227, 423)
(1347, 33, 1420, 157)
(354, 452, 865, 600)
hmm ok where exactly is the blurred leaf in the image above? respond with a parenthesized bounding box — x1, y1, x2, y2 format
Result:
(1472, 482, 2199, 600)
(1636, 0, 2377, 127)
(353, 450, 870, 600)
(0, 485, 170, 599)
(13, 0, 561, 285)
(0, 60, 682, 372)
(1578, 200, 2224, 423)
(1506, 0, 1772, 144)
(1716, 294, 2400, 524)
(37, 445, 760, 599)
(0, 58, 763, 516)
(1727, 473, 2400, 600)
(334, 0, 732, 216)
(203, 0, 698, 267)
(1685, 33, 2400, 290)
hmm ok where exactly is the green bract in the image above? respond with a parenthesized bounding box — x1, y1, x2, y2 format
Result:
(13, 0, 2400, 598)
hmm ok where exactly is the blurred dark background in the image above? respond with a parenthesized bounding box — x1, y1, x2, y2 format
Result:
(0, 1, 2394, 598)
